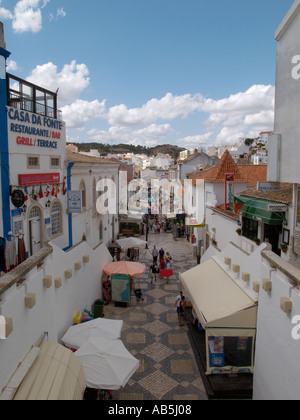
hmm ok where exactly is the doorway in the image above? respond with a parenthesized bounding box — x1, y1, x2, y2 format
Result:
(264, 224, 282, 256)
(28, 206, 42, 255)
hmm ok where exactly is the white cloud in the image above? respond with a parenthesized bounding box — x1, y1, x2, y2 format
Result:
(102, 85, 274, 147)
(0, 0, 53, 33)
(56, 8, 66, 18)
(6, 59, 20, 72)
(12, 0, 43, 33)
(107, 92, 205, 126)
(84, 123, 172, 147)
(176, 132, 214, 148)
(26, 61, 90, 105)
(62, 99, 107, 128)
(0, 7, 13, 20)
(23, 56, 274, 148)
(200, 84, 275, 145)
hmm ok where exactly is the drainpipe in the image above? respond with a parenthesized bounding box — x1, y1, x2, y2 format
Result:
(65, 161, 74, 250)
(0, 31, 11, 238)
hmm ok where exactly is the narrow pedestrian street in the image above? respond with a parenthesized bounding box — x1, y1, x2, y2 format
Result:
(104, 230, 208, 401)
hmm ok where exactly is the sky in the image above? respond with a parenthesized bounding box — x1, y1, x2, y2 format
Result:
(0, 0, 294, 150)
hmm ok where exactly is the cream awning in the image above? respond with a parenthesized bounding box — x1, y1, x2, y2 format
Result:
(179, 258, 257, 329)
(1, 342, 86, 400)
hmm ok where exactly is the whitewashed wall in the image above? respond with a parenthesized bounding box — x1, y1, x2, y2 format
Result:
(272, 5, 300, 183)
(253, 253, 300, 400)
(201, 240, 300, 400)
(0, 240, 112, 392)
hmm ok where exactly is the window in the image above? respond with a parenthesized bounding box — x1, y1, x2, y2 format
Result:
(51, 202, 62, 236)
(80, 180, 86, 210)
(242, 217, 258, 241)
(27, 156, 40, 169)
(50, 157, 60, 168)
(7, 73, 61, 120)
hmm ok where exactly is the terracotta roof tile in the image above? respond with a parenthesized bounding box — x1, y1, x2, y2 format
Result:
(66, 149, 120, 165)
(239, 182, 293, 204)
(189, 150, 267, 186)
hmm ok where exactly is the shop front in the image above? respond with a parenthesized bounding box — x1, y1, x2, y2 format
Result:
(180, 258, 257, 375)
(236, 196, 287, 255)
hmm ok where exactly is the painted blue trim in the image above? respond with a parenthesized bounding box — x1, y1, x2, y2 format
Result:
(0, 48, 11, 238)
(66, 161, 74, 250)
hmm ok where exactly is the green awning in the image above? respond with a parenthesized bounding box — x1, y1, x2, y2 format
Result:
(234, 196, 286, 226)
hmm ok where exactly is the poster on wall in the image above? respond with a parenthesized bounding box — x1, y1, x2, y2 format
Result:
(67, 190, 82, 214)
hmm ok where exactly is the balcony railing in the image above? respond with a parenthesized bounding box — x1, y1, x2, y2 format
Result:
(6, 73, 62, 121)
(8, 91, 62, 121)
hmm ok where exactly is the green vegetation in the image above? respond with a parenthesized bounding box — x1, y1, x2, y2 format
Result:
(68, 142, 185, 160)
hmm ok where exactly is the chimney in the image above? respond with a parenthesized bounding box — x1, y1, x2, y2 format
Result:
(0, 22, 6, 50)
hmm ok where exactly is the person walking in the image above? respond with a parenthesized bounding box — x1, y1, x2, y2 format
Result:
(175, 291, 183, 322)
(150, 262, 159, 284)
(178, 296, 187, 326)
(152, 245, 158, 263)
(159, 247, 165, 269)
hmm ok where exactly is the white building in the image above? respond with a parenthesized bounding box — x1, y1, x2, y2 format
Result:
(252, 0, 300, 400)
(187, 151, 267, 253)
(0, 25, 119, 398)
(66, 150, 120, 249)
(5, 73, 68, 263)
(185, 1, 300, 400)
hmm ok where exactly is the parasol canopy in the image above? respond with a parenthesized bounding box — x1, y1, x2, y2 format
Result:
(75, 337, 139, 390)
(116, 237, 147, 250)
(103, 261, 146, 278)
(61, 318, 123, 350)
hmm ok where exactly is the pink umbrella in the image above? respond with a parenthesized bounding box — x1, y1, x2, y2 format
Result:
(103, 261, 146, 278)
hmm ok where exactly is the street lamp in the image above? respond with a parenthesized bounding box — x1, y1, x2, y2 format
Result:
(145, 214, 149, 249)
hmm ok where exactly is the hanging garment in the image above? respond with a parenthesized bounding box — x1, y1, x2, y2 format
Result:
(5, 237, 17, 272)
(18, 235, 27, 264)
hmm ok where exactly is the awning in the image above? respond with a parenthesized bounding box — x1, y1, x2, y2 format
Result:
(179, 258, 257, 329)
(1, 342, 86, 400)
(235, 196, 286, 225)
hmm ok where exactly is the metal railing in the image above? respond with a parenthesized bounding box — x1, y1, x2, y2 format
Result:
(8, 92, 62, 121)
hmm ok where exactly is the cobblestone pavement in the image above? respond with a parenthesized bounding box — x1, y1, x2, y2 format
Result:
(104, 231, 208, 401)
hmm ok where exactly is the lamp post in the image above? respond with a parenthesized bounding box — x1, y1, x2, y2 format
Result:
(145, 214, 149, 249)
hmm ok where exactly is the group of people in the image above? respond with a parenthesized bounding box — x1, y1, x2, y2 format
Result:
(150, 245, 173, 283)
(175, 291, 190, 326)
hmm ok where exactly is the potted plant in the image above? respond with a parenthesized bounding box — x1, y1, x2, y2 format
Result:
(236, 228, 242, 236)
(254, 237, 261, 246)
(281, 242, 288, 253)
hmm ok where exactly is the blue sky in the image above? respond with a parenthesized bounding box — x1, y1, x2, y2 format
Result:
(0, 0, 294, 149)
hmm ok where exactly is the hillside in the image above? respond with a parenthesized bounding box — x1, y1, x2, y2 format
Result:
(68, 142, 185, 161)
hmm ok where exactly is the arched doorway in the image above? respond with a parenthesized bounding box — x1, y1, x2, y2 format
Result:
(28, 205, 42, 255)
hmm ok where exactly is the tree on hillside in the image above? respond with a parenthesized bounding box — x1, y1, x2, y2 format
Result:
(244, 138, 254, 146)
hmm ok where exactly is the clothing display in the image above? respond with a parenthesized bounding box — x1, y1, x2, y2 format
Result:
(18, 235, 27, 265)
(0, 234, 27, 273)
(5, 237, 17, 272)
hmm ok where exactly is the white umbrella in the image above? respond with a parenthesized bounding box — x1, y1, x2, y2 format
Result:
(75, 337, 139, 390)
(116, 237, 147, 250)
(61, 318, 123, 350)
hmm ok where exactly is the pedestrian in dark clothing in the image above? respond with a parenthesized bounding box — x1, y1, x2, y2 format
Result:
(150, 262, 160, 283)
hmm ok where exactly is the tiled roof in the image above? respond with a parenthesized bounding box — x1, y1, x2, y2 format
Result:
(179, 152, 209, 164)
(210, 204, 239, 221)
(237, 164, 267, 187)
(66, 150, 120, 165)
(239, 182, 293, 204)
(186, 165, 214, 177)
(189, 150, 267, 186)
